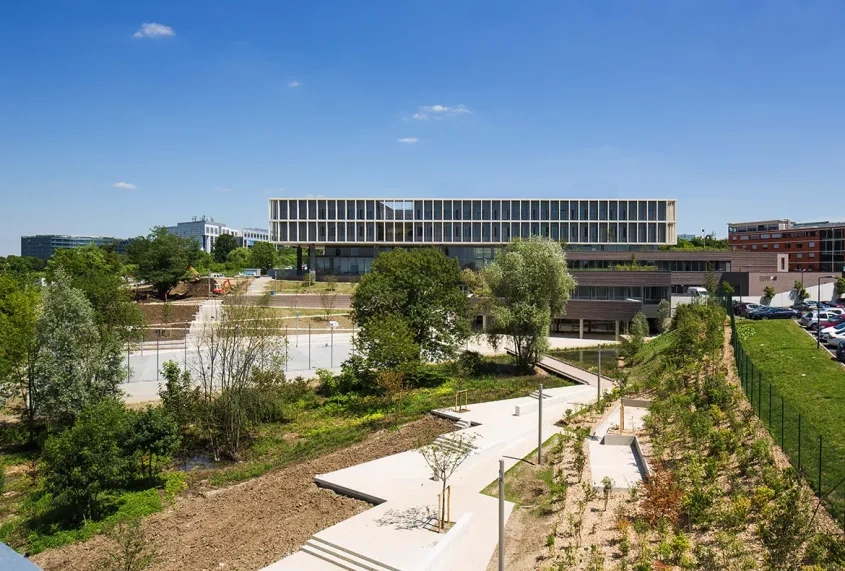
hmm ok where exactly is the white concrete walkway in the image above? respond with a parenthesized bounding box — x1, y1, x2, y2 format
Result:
(263, 384, 599, 571)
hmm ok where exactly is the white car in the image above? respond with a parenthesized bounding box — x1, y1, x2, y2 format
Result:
(800, 311, 836, 328)
(820, 322, 845, 339)
(826, 307, 845, 316)
(826, 330, 845, 348)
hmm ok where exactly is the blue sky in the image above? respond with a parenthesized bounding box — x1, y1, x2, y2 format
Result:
(2, 1, 845, 255)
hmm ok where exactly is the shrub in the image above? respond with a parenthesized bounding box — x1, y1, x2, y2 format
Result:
(125, 406, 180, 480)
(456, 350, 485, 377)
(158, 361, 201, 437)
(758, 472, 811, 570)
(641, 466, 682, 526)
(42, 400, 134, 522)
(763, 285, 776, 300)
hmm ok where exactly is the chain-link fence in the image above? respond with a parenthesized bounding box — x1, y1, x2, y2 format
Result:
(730, 314, 845, 529)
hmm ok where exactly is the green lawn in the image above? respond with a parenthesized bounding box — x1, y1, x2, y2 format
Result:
(736, 319, 845, 520)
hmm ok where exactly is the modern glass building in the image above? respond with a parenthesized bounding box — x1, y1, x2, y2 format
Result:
(269, 198, 678, 274)
(20, 235, 130, 260)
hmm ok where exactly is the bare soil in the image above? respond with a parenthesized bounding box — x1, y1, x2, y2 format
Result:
(137, 303, 201, 341)
(32, 416, 453, 571)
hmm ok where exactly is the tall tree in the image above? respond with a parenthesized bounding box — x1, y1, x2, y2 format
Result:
(134, 228, 202, 298)
(46, 245, 142, 342)
(483, 237, 576, 368)
(352, 313, 420, 373)
(351, 248, 470, 362)
(0, 272, 41, 440)
(35, 270, 124, 427)
(226, 247, 251, 268)
(212, 233, 239, 263)
(249, 241, 277, 272)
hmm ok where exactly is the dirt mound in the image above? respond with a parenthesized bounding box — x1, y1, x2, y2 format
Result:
(32, 416, 453, 571)
(169, 278, 214, 300)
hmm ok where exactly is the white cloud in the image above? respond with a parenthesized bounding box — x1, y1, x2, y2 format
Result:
(133, 23, 175, 39)
(288, 80, 301, 88)
(113, 181, 137, 190)
(397, 137, 418, 144)
(215, 187, 231, 193)
(412, 104, 471, 120)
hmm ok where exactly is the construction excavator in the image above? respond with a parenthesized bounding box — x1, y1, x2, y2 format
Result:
(212, 279, 232, 296)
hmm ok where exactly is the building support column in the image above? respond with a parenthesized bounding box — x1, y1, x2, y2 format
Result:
(615, 320, 620, 341)
(482, 314, 488, 332)
(296, 246, 303, 276)
(308, 245, 316, 273)
(579, 318, 584, 339)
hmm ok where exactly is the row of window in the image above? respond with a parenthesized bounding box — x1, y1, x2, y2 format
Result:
(734, 243, 816, 251)
(270, 199, 674, 223)
(571, 285, 668, 303)
(733, 231, 817, 240)
(271, 221, 670, 244)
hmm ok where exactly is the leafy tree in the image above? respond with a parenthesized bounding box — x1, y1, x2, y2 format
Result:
(42, 400, 132, 522)
(656, 299, 671, 333)
(703, 264, 718, 295)
(226, 247, 251, 268)
(249, 241, 277, 272)
(212, 233, 238, 263)
(721, 281, 735, 296)
(133, 228, 202, 298)
(483, 237, 576, 368)
(794, 280, 810, 302)
(126, 406, 180, 479)
(0, 272, 41, 440)
(763, 285, 776, 301)
(35, 270, 124, 427)
(836, 277, 845, 298)
(352, 313, 420, 373)
(352, 248, 470, 362)
(159, 361, 200, 437)
(102, 518, 156, 571)
(46, 245, 142, 342)
(276, 246, 297, 269)
(621, 312, 650, 364)
(418, 432, 477, 529)
(0, 255, 46, 273)
(320, 288, 338, 322)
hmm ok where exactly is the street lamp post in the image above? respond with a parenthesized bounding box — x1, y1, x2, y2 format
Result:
(817, 275, 835, 350)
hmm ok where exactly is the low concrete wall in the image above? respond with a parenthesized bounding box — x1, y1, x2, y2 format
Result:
(621, 398, 652, 408)
(413, 512, 473, 571)
(600, 433, 652, 484)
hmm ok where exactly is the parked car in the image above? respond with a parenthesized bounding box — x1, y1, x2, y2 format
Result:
(749, 307, 800, 320)
(739, 303, 764, 316)
(826, 330, 845, 348)
(820, 322, 845, 340)
(811, 314, 845, 331)
(826, 307, 845, 316)
(800, 311, 838, 328)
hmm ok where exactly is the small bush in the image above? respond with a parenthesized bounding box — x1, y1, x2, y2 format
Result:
(456, 350, 485, 377)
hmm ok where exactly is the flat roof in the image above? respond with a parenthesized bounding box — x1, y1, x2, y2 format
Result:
(271, 197, 677, 201)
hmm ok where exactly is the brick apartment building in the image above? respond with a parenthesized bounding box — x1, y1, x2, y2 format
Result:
(728, 219, 845, 273)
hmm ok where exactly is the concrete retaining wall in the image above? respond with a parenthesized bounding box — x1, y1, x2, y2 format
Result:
(514, 393, 572, 416)
(413, 513, 473, 571)
(600, 433, 652, 485)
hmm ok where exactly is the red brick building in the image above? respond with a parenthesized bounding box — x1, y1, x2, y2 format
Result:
(727, 219, 845, 272)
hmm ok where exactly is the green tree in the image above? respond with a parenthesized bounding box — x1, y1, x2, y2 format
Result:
(721, 281, 735, 296)
(835, 277, 845, 298)
(483, 237, 576, 368)
(249, 241, 277, 272)
(351, 248, 470, 362)
(0, 272, 41, 441)
(46, 245, 142, 342)
(703, 264, 718, 295)
(226, 247, 251, 268)
(133, 228, 202, 298)
(212, 233, 239, 263)
(126, 406, 180, 479)
(352, 313, 420, 373)
(159, 361, 200, 437)
(621, 311, 650, 364)
(42, 400, 132, 522)
(794, 280, 810, 302)
(763, 285, 776, 301)
(656, 299, 672, 333)
(35, 270, 124, 427)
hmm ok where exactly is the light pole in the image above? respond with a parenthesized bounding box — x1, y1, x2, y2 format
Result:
(127, 326, 133, 382)
(817, 275, 835, 350)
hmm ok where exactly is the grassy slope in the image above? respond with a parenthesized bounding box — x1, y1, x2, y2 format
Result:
(738, 320, 845, 436)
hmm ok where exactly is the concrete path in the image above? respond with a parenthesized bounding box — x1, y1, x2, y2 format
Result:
(247, 276, 272, 295)
(587, 403, 650, 490)
(263, 384, 600, 571)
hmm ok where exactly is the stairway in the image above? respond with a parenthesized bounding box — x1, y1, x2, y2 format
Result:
(455, 419, 472, 430)
(528, 390, 554, 400)
(300, 536, 400, 571)
(433, 433, 478, 455)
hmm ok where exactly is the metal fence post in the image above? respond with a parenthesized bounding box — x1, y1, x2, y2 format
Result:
(308, 322, 311, 369)
(818, 435, 823, 498)
(498, 458, 505, 571)
(798, 414, 802, 472)
(757, 373, 762, 417)
(768, 383, 772, 426)
(781, 397, 784, 450)
(538, 384, 543, 465)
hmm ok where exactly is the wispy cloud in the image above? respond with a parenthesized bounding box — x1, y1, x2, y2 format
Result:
(397, 137, 419, 144)
(215, 187, 231, 193)
(288, 80, 301, 88)
(411, 104, 471, 120)
(113, 181, 137, 190)
(133, 23, 175, 39)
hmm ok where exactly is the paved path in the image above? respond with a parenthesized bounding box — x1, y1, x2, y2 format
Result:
(247, 276, 272, 295)
(263, 385, 600, 571)
(535, 354, 615, 388)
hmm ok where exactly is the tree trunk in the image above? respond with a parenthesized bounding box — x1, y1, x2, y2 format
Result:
(441, 478, 447, 529)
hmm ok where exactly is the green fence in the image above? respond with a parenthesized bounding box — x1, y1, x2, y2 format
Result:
(730, 315, 845, 529)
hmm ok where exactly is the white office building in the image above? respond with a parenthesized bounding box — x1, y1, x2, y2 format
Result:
(166, 216, 266, 254)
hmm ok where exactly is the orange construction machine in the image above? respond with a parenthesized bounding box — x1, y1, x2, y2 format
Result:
(212, 279, 232, 295)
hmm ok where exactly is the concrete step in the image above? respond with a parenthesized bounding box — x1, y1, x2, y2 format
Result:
(434, 434, 477, 455)
(455, 419, 472, 429)
(303, 537, 399, 571)
(528, 390, 553, 400)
